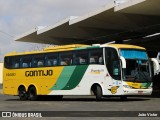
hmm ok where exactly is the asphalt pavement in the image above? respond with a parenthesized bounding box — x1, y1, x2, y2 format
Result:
(0, 94, 160, 120)
(0, 83, 160, 120)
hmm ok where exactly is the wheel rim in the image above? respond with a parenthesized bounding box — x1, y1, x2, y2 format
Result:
(19, 87, 27, 99)
(29, 89, 35, 98)
(28, 87, 37, 101)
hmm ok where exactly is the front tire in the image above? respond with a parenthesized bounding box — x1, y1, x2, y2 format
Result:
(28, 86, 38, 101)
(18, 86, 28, 101)
(95, 86, 103, 101)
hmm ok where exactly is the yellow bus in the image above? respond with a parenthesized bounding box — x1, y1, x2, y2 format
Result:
(3, 44, 159, 101)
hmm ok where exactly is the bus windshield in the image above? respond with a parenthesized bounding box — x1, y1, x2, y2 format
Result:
(120, 49, 152, 82)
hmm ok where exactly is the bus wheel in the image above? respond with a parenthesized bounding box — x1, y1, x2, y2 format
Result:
(120, 96, 127, 101)
(28, 86, 38, 101)
(18, 86, 28, 100)
(95, 85, 102, 101)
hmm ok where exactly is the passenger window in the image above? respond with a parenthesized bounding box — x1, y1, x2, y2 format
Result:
(74, 50, 88, 65)
(60, 52, 73, 66)
(46, 53, 58, 66)
(13, 57, 21, 69)
(21, 56, 32, 68)
(89, 49, 103, 64)
(33, 54, 45, 67)
(37, 61, 44, 67)
(14, 63, 19, 68)
(4, 57, 13, 69)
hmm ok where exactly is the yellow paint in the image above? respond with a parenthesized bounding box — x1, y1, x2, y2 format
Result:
(89, 71, 101, 74)
(111, 86, 119, 94)
(3, 44, 90, 96)
(5, 44, 89, 57)
(126, 82, 143, 89)
(44, 44, 89, 51)
(107, 44, 146, 50)
(5, 44, 145, 57)
(3, 66, 64, 95)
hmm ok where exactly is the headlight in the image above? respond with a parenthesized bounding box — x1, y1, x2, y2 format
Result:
(147, 86, 152, 89)
(123, 85, 132, 89)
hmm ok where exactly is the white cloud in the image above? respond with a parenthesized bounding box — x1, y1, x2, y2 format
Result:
(0, 0, 112, 62)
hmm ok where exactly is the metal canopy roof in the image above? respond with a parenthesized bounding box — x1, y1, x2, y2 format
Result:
(15, 0, 160, 51)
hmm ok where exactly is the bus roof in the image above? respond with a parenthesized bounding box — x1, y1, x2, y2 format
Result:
(5, 44, 90, 56)
(5, 44, 145, 56)
(44, 44, 89, 51)
(107, 44, 146, 50)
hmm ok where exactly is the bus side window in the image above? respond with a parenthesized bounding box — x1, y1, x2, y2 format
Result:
(33, 60, 38, 67)
(60, 52, 73, 66)
(90, 57, 96, 64)
(47, 60, 52, 66)
(61, 60, 67, 65)
(37, 60, 44, 67)
(99, 57, 103, 64)
(21, 56, 32, 68)
(13, 57, 21, 69)
(53, 59, 58, 65)
(89, 48, 103, 64)
(46, 53, 58, 66)
(79, 58, 86, 64)
(14, 63, 19, 68)
(22, 63, 28, 68)
(33, 54, 45, 68)
(4, 57, 13, 69)
(74, 50, 88, 65)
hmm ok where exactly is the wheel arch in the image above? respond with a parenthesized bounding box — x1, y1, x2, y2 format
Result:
(17, 84, 27, 94)
(90, 82, 104, 95)
(27, 84, 39, 95)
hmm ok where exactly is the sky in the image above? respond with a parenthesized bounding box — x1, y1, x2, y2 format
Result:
(0, 0, 127, 62)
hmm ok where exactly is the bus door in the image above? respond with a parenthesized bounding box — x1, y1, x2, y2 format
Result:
(105, 48, 122, 95)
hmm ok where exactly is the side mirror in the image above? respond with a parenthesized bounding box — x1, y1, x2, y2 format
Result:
(150, 58, 160, 75)
(120, 56, 126, 69)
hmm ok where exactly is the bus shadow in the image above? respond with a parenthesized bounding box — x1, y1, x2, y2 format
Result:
(5, 97, 150, 102)
(61, 98, 150, 102)
(148, 95, 160, 98)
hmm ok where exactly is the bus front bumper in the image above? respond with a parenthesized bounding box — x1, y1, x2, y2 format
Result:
(123, 88, 152, 95)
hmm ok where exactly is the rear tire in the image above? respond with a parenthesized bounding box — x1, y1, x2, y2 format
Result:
(95, 86, 102, 101)
(28, 86, 38, 101)
(18, 86, 28, 100)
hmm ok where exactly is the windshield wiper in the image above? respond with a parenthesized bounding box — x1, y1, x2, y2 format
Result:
(131, 68, 139, 82)
(138, 64, 151, 82)
(141, 71, 151, 82)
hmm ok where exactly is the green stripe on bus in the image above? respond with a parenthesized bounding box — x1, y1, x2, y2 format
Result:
(74, 46, 100, 50)
(142, 82, 152, 88)
(62, 65, 88, 90)
(50, 66, 76, 90)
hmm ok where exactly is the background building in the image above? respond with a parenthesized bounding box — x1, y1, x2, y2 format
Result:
(15, 0, 160, 53)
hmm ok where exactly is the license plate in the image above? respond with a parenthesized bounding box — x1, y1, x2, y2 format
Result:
(138, 91, 143, 94)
